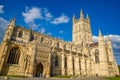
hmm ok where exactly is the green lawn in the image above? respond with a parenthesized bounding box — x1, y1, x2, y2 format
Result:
(51, 75, 72, 78)
(106, 77, 120, 80)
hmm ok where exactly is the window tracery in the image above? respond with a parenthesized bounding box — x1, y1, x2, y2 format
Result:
(64, 56, 67, 67)
(7, 48, 20, 64)
(18, 31, 23, 38)
(55, 55, 58, 67)
(95, 49, 99, 63)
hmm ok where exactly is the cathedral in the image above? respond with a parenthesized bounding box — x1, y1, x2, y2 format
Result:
(0, 10, 119, 77)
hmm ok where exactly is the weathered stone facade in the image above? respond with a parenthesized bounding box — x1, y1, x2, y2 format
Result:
(0, 11, 119, 77)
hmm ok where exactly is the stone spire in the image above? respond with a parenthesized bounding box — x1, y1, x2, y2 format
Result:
(72, 14, 76, 23)
(99, 28, 102, 36)
(86, 13, 90, 22)
(98, 28, 105, 45)
(86, 13, 89, 18)
(80, 9, 84, 19)
(30, 24, 32, 29)
(29, 24, 34, 41)
(107, 34, 112, 47)
(9, 17, 16, 26)
(107, 34, 111, 41)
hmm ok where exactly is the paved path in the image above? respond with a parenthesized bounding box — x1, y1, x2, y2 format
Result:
(0, 76, 108, 80)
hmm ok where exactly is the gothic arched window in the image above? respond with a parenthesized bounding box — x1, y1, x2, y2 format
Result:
(57, 42, 59, 48)
(82, 23, 85, 29)
(40, 37, 43, 43)
(7, 48, 20, 64)
(95, 49, 99, 64)
(73, 57, 74, 69)
(55, 55, 58, 67)
(63, 44, 66, 49)
(29, 34, 34, 41)
(18, 31, 23, 38)
(65, 56, 67, 67)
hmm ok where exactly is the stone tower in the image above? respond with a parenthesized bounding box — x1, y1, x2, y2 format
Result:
(3, 17, 16, 41)
(72, 10, 92, 45)
(98, 29, 109, 76)
(106, 35, 119, 76)
(0, 17, 16, 72)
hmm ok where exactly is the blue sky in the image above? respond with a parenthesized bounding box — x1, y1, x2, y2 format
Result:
(0, 0, 120, 64)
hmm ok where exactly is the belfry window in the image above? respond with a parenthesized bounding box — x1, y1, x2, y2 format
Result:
(18, 31, 23, 38)
(7, 48, 20, 64)
(55, 55, 58, 67)
(95, 49, 99, 64)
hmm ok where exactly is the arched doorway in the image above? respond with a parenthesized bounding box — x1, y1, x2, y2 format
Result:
(35, 63, 43, 77)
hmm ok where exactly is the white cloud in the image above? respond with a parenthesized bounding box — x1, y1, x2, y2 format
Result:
(51, 14, 69, 25)
(0, 5, 4, 14)
(22, 7, 43, 23)
(93, 34, 120, 48)
(22, 7, 53, 23)
(31, 23, 40, 30)
(113, 44, 120, 49)
(22, 6, 69, 26)
(92, 36, 98, 42)
(47, 32, 51, 35)
(58, 37, 63, 40)
(108, 35, 120, 43)
(92, 34, 120, 58)
(59, 30, 64, 34)
(0, 17, 8, 43)
(40, 28, 45, 34)
(0, 17, 8, 30)
(45, 12, 53, 21)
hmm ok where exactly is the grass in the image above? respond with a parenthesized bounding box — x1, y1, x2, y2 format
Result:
(0, 74, 28, 78)
(105, 77, 120, 80)
(51, 75, 72, 78)
(7, 75, 28, 78)
(118, 65, 120, 73)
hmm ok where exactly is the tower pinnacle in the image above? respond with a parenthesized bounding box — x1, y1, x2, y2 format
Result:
(86, 13, 89, 18)
(107, 34, 111, 41)
(30, 24, 32, 30)
(99, 28, 102, 36)
(86, 13, 90, 22)
(73, 14, 76, 23)
(86, 13, 90, 19)
(80, 9, 84, 19)
(9, 17, 16, 26)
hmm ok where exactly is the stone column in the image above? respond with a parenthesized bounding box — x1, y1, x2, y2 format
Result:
(74, 55, 80, 76)
(79, 57, 82, 75)
(86, 59, 90, 75)
(46, 52, 51, 78)
(26, 55, 34, 77)
(0, 45, 8, 72)
(81, 56, 86, 76)
(68, 54, 73, 76)
(61, 53, 65, 75)
(89, 59, 94, 75)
